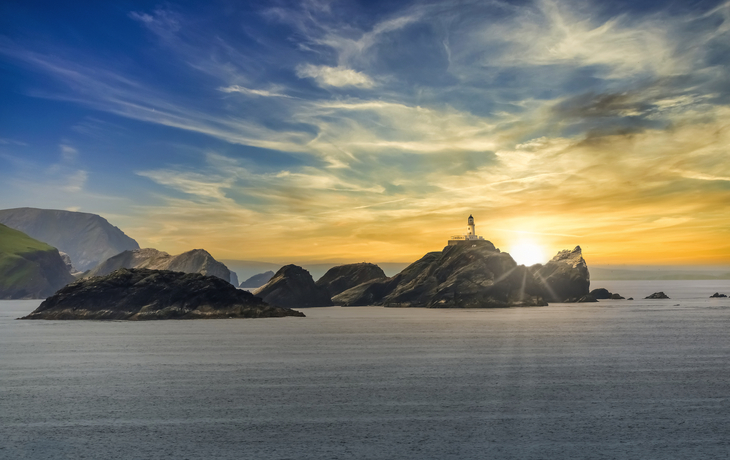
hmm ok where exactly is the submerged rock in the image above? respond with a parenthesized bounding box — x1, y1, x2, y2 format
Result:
(20, 268, 305, 320)
(333, 240, 547, 308)
(316, 263, 387, 298)
(645, 292, 670, 299)
(254, 265, 333, 308)
(710, 292, 727, 298)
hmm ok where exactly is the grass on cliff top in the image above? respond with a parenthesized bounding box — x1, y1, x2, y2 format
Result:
(0, 224, 57, 290)
(0, 223, 55, 255)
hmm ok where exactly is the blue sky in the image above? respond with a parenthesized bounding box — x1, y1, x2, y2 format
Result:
(1, 0, 729, 264)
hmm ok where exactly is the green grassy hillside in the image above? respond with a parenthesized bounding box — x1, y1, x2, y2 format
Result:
(0, 224, 74, 299)
(0, 223, 55, 253)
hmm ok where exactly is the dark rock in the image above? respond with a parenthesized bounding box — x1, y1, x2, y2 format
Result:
(0, 207, 139, 271)
(589, 288, 625, 300)
(333, 240, 547, 308)
(20, 268, 304, 320)
(254, 265, 333, 308)
(316, 263, 387, 297)
(710, 292, 727, 298)
(240, 271, 275, 289)
(531, 246, 590, 302)
(590, 288, 611, 299)
(564, 295, 598, 303)
(627, 297, 634, 300)
(645, 292, 670, 299)
(88, 248, 238, 285)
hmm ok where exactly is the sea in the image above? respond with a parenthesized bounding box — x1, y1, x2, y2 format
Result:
(2, 280, 730, 459)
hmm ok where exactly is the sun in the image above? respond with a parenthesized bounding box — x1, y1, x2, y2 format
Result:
(508, 241, 547, 266)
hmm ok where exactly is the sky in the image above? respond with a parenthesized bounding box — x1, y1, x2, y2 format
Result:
(1, 0, 729, 266)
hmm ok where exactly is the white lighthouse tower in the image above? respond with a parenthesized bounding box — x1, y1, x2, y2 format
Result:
(448, 215, 485, 245)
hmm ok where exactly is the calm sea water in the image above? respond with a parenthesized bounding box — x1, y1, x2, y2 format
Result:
(2, 280, 730, 459)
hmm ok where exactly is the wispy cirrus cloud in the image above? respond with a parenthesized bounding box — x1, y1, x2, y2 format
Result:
(1, 0, 730, 263)
(296, 64, 375, 88)
(219, 85, 294, 98)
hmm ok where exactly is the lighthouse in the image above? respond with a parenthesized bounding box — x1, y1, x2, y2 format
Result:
(448, 215, 486, 245)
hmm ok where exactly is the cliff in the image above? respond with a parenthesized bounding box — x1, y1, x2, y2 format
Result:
(87, 248, 238, 285)
(20, 268, 305, 320)
(254, 265, 333, 308)
(0, 224, 75, 299)
(0, 207, 139, 271)
(315, 263, 387, 297)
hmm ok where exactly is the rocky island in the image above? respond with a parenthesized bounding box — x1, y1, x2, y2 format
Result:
(20, 268, 305, 320)
(254, 264, 333, 308)
(334, 240, 551, 308)
(316, 262, 387, 297)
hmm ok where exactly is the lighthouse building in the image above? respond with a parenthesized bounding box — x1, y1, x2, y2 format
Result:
(448, 215, 486, 246)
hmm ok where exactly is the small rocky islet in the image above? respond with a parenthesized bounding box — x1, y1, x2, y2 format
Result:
(645, 292, 670, 299)
(20, 268, 305, 320)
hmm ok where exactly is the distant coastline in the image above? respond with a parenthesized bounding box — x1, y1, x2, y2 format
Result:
(591, 266, 730, 280)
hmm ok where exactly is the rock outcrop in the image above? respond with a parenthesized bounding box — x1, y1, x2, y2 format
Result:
(590, 288, 611, 299)
(333, 240, 546, 308)
(530, 246, 590, 302)
(316, 263, 387, 297)
(645, 292, 670, 299)
(710, 292, 727, 298)
(565, 294, 598, 303)
(254, 265, 333, 308)
(240, 271, 275, 289)
(58, 251, 81, 275)
(87, 248, 238, 285)
(589, 288, 625, 300)
(20, 268, 305, 320)
(0, 224, 76, 299)
(0, 207, 139, 271)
